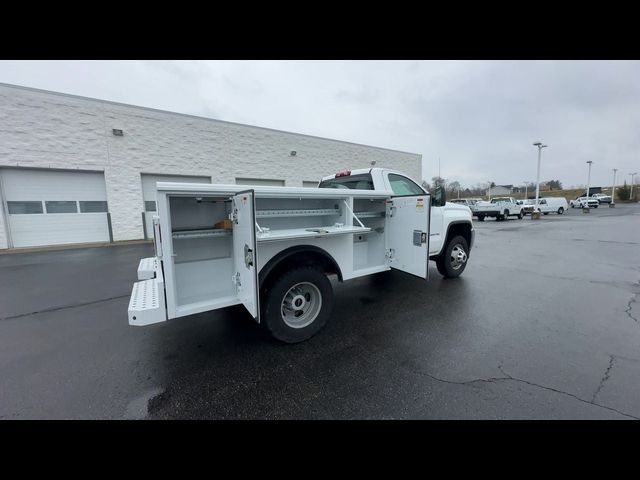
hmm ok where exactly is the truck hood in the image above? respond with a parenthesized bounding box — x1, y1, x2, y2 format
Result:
(443, 202, 473, 220)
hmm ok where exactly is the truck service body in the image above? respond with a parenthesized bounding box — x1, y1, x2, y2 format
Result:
(128, 168, 474, 342)
(474, 197, 524, 221)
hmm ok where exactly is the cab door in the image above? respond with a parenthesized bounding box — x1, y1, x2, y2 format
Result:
(385, 195, 431, 279)
(232, 190, 260, 322)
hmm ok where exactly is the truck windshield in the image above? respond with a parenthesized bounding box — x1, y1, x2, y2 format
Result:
(318, 174, 374, 190)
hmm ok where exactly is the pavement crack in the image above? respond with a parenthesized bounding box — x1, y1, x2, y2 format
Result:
(591, 356, 615, 403)
(0, 293, 131, 321)
(412, 365, 639, 420)
(625, 291, 639, 323)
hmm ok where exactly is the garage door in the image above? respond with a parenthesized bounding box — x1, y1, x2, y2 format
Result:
(142, 174, 211, 238)
(0, 168, 110, 248)
(235, 177, 285, 187)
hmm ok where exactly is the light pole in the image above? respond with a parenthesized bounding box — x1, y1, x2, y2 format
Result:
(533, 142, 547, 211)
(611, 169, 617, 206)
(523, 181, 529, 200)
(487, 181, 492, 201)
(586, 161, 593, 207)
(630, 172, 638, 200)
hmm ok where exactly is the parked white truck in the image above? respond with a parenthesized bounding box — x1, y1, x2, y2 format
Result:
(474, 197, 524, 221)
(127, 168, 474, 343)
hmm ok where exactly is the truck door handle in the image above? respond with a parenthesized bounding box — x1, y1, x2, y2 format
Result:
(244, 244, 254, 268)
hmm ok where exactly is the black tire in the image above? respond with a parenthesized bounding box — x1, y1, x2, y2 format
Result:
(594, 205, 598, 208)
(477, 215, 485, 222)
(517, 211, 523, 219)
(503, 210, 509, 221)
(558, 207, 564, 214)
(436, 235, 469, 278)
(262, 267, 334, 343)
(543, 212, 549, 215)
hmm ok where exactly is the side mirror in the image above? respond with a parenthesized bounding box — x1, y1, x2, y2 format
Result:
(433, 184, 446, 207)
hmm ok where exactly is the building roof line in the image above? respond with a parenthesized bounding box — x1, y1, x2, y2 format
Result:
(0, 82, 421, 157)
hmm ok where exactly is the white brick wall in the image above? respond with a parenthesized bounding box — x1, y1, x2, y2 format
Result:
(0, 83, 421, 248)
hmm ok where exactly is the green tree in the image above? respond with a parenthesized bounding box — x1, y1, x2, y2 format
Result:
(431, 176, 446, 188)
(447, 180, 461, 193)
(617, 181, 630, 201)
(547, 179, 563, 190)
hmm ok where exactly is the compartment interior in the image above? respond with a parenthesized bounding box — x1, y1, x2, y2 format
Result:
(166, 193, 390, 312)
(255, 197, 349, 232)
(353, 198, 387, 271)
(169, 195, 236, 307)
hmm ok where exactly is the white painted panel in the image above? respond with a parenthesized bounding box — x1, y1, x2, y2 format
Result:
(385, 195, 430, 279)
(232, 190, 259, 321)
(2, 168, 107, 201)
(236, 178, 285, 187)
(141, 174, 210, 237)
(9, 213, 110, 248)
(1, 168, 109, 248)
(141, 174, 211, 201)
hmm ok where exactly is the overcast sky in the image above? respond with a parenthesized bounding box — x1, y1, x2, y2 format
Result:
(1, 60, 639, 188)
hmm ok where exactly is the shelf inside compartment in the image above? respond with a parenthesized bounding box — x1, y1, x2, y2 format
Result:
(257, 225, 370, 242)
(256, 208, 340, 218)
(354, 211, 386, 219)
(172, 228, 232, 240)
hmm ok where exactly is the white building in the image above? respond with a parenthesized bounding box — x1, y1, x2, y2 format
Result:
(486, 185, 513, 197)
(0, 83, 421, 249)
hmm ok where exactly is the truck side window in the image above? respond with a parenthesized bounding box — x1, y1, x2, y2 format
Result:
(388, 174, 424, 196)
(318, 174, 374, 190)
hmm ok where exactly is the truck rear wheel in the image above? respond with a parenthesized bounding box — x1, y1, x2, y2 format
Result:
(262, 267, 334, 343)
(477, 215, 485, 221)
(436, 235, 469, 278)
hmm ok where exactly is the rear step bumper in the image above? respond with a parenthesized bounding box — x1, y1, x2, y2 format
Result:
(128, 263, 166, 326)
(137, 257, 157, 280)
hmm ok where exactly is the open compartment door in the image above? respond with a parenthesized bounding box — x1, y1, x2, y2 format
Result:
(232, 190, 260, 322)
(385, 195, 430, 279)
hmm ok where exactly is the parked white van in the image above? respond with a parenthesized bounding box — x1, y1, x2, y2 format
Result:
(536, 197, 568, 215)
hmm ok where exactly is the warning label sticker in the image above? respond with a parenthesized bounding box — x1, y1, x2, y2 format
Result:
(416, 198, 424, 209)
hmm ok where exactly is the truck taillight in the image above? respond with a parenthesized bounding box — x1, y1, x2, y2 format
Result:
(335, 170, 351, 177)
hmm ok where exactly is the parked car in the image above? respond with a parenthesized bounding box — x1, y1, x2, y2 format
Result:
(591, 193, 612, 204)
(516, 199, 535, 215)
(475, 197, 524, 221)
(536, 197, 569, 215)
(450, 198, 479, 214)
(570, 196, 599, 208)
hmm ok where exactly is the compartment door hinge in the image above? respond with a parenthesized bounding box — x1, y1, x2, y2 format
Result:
(232, 272, 241, 288)
(385, 248, 395, 261)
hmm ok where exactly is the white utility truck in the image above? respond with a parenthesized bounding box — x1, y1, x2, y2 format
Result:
(474, 197, 523, 221)
(127, 168, 474, 343)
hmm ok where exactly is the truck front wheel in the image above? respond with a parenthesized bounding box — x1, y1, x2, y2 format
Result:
(262, 267, 334, 343)
(436, 235, 469, 278)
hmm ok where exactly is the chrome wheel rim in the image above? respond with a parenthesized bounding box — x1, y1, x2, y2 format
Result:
(281, 282, 322, 329)
(450, 244, 467, 270)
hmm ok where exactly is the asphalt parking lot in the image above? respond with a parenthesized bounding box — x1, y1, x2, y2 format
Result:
(1, 203, 639, 419)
